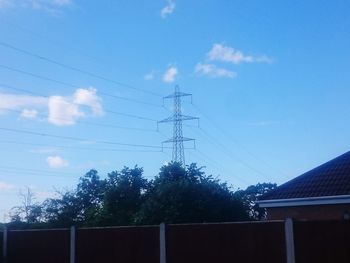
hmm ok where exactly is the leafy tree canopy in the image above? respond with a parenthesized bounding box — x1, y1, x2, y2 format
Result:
(6, 163, 276, 229)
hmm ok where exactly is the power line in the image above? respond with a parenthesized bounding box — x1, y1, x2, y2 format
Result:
(0, 18, 124, 75)
(199, 126, 278, 182)
(0, 107, 157, 133)
(0, 83, 160, 122)
(0, 140, 163, 153)
(0, 166, 157, 180)
(192, 148, 253, 185)
(0, 41, 162, 97)
(192, 103, 288, 180)
(103, 109, 157, 122)
(0, 167, 76, 179)
(186, 123, 278, 183)
(0, 65, 162, 108)
(0, 165, 77, 176)
(0, 127, 163, 149)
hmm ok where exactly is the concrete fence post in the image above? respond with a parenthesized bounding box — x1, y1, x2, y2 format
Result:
(70, 226, 76, 263)
(159, 223, 166, 263)
(285, 218, 295, 263)
(2, 227, 7, 263)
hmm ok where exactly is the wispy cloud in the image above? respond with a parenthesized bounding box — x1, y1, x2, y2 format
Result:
(243, 121, 279, 127)
(0, 0, 10, 8)
(144, 71, 155, 81)
(207, 43, 273, 64)
(0, 181, 16, 191)
(29, 147, 58, 154)
(52, 0, 72, 6)
(35, 190, 57, 200)
(162, 66, 178, 83)
(46, 155, 69, 168)
(195, 63, 237, 79)
(161, 0, 175, 18)
(0, 87, 103, 126)
(0, 94, 47, 113)
(20, 108, 38, 119)
(0, 0, 72, 13)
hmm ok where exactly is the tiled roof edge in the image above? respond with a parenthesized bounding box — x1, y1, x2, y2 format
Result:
(258, 194, 350, 208)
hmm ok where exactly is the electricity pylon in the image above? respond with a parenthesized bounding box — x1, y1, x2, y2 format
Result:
(158, 85, 198, 165)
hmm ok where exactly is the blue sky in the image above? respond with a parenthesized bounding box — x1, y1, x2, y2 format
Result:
(0, 0, 350, 221)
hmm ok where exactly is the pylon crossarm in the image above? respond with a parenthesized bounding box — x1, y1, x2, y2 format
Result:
(162, 137, 195, 143)
(163, 92, 192, 99)
(158, 115, 199, 123)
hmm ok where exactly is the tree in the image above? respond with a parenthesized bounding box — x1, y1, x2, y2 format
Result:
(99, 166, 148, 225)
(43, 169, 106, 227)
(43, 190, 81, 227)
(9, 187, 43, 224)
(237, 183, 277, 220)
(8, 163, 275, 229)
(136, 162, 249, 224)
(7, 187, 44, 229)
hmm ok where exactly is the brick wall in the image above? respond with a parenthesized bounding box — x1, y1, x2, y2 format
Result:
(267, 204, 350, 220)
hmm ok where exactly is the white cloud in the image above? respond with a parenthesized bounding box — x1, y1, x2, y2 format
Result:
(207, 44, 272, 64)
(49, 88, 103, 126)
(195, 63, 237, 79)
(0, 94, 47, 113)
(0, 181, 16, 191)
(73, 88, 103, 116)
(161, 0, 175, 18)
(52, 0, 71, 6)
(162, 66, 178, 83)
(48, 95, 84, 126)
(46, 155, 69, 168)
(144, 71, 155, 80)
(0, 0, 10, 8)
(29, 147, 58, 154)
(0, 0, 72, 11)
(20, 108, 38, 119)
(0, 88, 103, 126)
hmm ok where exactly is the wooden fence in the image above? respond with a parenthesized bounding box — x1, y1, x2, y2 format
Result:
(1, 220, 349, 263)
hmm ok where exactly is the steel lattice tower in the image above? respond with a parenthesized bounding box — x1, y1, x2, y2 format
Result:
(158, 85, 198, 165)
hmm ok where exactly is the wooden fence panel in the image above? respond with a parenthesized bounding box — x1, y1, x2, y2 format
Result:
(7, 229, 70, 263)
(76, 226, 159, 263)
(294, 220, 350, 263)
(166, 221, 286, 263)
(0, 231, 3, 262)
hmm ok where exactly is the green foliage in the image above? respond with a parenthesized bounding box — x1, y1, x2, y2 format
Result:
(237, 182, 277, 220)
(7, 163, 277, 228)
(136, 162, 249, 224)
(43, 169, 106, 227)
(99, 166, 147, 226)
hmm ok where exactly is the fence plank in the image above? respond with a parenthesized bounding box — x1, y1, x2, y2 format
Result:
(294, 220, 350, 263)
(76, 226, 159, 263)
(166, 221, 286, 263)
(7, 229, 70, 263)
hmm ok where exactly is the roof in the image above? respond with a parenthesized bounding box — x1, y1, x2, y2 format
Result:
(260, 151, 350, 201)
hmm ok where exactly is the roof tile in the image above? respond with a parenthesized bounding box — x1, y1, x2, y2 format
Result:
(260, 151, 350, 200)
